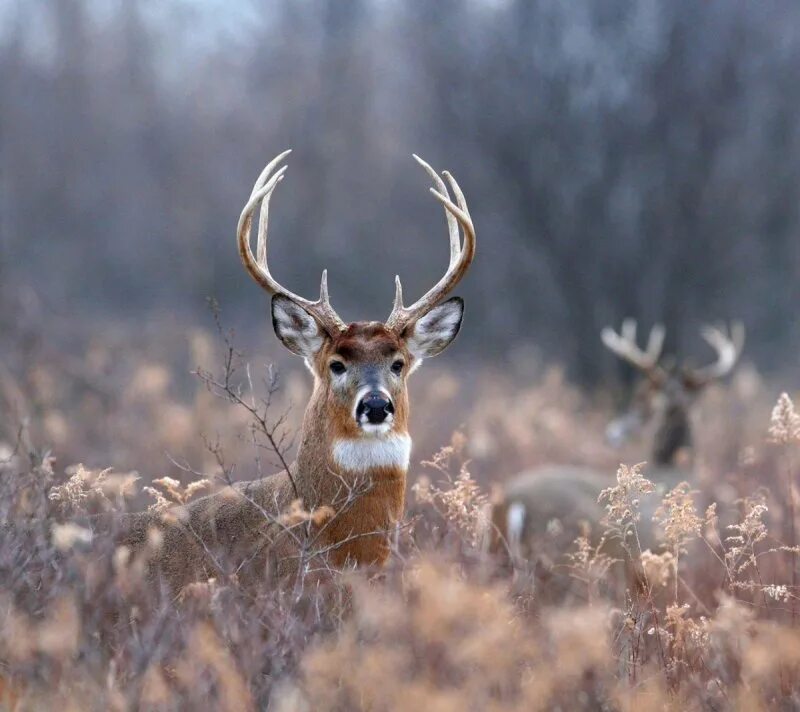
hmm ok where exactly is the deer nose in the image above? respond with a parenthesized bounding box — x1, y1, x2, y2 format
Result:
(356, 392, 394, 425)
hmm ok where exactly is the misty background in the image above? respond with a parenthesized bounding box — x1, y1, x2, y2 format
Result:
(1, 0, 799, 386)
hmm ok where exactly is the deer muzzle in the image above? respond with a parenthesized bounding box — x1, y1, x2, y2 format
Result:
(356, 391, 395, 426)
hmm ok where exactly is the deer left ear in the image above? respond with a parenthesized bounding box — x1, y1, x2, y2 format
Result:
(405, 297, 464, 363)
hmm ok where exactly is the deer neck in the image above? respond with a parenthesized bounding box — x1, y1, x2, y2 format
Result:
(651, 404, 693, 471)
(294, 382, 411, 509)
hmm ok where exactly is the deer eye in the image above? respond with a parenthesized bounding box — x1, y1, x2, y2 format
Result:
(329, 361, 346, 375)
(391, 360, 404, 375)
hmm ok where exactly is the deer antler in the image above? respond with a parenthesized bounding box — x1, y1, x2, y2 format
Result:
(601, 319, 666, 377)
(684, 322, 745, 387)
(237, 150, 346, 335)
(385, 155, 476, 333)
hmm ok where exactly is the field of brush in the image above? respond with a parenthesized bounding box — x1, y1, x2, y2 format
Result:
(2, 315, 799, 711)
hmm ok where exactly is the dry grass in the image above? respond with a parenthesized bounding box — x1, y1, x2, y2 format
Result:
(2, 321, 800, 710)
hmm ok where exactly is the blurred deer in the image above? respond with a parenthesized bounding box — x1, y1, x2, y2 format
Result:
(117, 151, 475, 593)
(490, 320, 744, 576)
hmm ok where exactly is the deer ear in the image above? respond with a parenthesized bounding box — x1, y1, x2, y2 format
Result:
(405, 297, 464, 363)
(271, 295, 327, 359)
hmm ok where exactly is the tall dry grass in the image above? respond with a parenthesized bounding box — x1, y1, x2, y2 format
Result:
(1, 319, 799, 710)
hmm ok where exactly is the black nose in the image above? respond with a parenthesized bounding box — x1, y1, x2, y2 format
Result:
(356, 392, 395, 424)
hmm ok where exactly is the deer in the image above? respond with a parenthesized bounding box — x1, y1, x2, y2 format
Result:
(113, 150, 475, 594)
(489, 320, 744, 591)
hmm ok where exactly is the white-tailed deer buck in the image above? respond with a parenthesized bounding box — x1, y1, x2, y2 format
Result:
(490, 320, 744, 575)
(118, 151, 475, 593)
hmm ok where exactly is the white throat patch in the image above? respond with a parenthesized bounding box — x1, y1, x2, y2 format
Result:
(332, 433, 412, 473)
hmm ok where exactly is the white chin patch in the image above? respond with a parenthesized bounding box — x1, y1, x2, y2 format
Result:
(332, 433, 412, 473)
(359, 421, 394, 436)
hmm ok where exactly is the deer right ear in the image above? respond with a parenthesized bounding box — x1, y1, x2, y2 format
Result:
(404, 297, 464, 363)
(271, 295, 327, 359)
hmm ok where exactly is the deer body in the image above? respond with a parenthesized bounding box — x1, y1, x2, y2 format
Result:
(121, 374, 408, 590)
(491, 321, 744, 578)
(490, 465, 607, 563)
(116, 153, 476, 593)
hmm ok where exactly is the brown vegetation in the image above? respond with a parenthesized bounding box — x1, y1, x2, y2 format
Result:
(1, 317, 798, 710)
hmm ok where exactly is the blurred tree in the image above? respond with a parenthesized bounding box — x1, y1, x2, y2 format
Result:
(0, 0, 798, 382)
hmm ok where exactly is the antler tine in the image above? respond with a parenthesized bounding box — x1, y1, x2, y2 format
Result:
(237, 152, 346, 335)
(621, 318, 636, 344)
(646, 323, 666, 363)
(443, 171, 470, 217)
(412, 154, 460, 267)
(442, 170, 472, 267)
(256, 166, 287, 267)
(601, 319, 666, 376)
(250, 149, 292, 199)
(386, 156, 476, 332)
(685, 322, 745, 385)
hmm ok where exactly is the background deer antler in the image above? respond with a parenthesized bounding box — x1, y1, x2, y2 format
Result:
(683, 322, 745, 387)
(385, 155, 476, 333)
(601, 319, 666, 378)
(237, 150, 347, 335)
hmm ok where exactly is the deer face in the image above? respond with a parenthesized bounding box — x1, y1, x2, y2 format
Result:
(236, 151, 474, 446)
(602, 321, 744, 464)
(606, 370, 699, 449)
(272, 295, 464, 437)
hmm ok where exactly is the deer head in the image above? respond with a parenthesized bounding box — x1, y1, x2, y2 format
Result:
(601, 319, 745, 464)
(236, 151, 475, 448)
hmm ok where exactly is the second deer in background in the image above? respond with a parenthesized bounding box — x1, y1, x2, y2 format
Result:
(489, 320, 745, 584)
